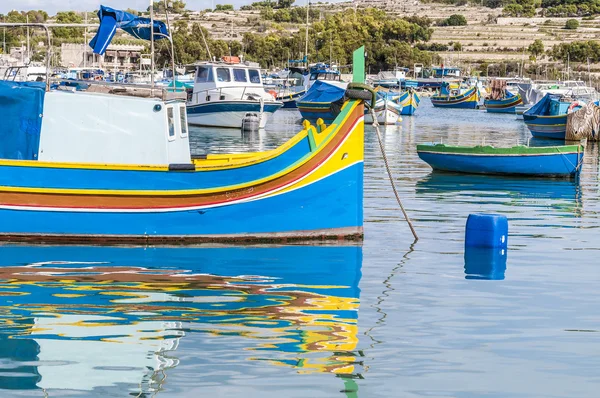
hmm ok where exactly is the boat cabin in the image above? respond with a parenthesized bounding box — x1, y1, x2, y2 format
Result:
(187, 61, 277, 107)
(432, 67, 461, 78)
(1, 81, 191, 166)
(309, 63, 341, 83)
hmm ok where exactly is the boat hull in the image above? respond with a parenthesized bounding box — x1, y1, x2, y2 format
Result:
(398, 91, 420, 115)
(0, 101, 365, 243)
(523, 114, 567, 139)
(364, 98, 401, 125)
(297, 102, 340, 124)
(417, 147, 582, 177)
(186, 101, 282, 128)
(431, 87, 479, 109)
(484, 94, 523, 114)
(277, 90, 305, 109)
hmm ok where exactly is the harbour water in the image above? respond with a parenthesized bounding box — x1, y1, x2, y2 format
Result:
(1, 100, 599, 397)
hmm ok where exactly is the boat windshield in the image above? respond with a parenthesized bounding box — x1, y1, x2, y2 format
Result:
(196, 66, 214, 83)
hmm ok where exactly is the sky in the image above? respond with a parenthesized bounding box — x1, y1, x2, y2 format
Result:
(0, 0, 326, 15)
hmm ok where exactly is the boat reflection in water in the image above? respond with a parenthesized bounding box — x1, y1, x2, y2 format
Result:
(0, 245, 362, 395)
(416, 172, 582, 215)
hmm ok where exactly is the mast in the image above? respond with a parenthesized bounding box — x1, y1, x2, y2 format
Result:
(84, 12, 87, 68)
(304, 0, 309, 67)
(26, 15, 30, 62)
(163, 0, 176, 89)
(150, 0, 155, 90)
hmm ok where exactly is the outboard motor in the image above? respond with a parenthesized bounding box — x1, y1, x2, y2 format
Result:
(241, 113, 260, 132)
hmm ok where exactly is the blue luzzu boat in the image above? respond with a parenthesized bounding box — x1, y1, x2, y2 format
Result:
(397, 89, 420, 115)
(417, 144, 583, 177)
(0, 18, 372, 243)
(523, 93, 584, 139)
(431, 82, 480, 109)
(484, 90, 523, 114)
(276, 89, 306, 108)
(297, 80, 347, 124)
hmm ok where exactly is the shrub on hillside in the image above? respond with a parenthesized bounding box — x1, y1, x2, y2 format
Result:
(565, 19, 580, 29)
(437, 14, 467, 26)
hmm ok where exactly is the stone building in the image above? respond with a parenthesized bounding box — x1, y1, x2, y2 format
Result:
(60, 43, 144, 70)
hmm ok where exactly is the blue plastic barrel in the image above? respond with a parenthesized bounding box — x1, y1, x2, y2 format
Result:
(465, 213, 508, 249)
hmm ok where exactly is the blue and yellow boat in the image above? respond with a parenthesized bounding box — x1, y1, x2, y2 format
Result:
(484, 90, 523, 114)
(297, 80, 347, 124)
(417, 143, 584, 177)
(523, 93, 583, 139)
(0, 46, 372, 244)
(431, 82, 480, 109)
(397, 89, 420, 115)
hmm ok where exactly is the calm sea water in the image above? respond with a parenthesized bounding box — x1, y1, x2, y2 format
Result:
(1, 100, 599, 397)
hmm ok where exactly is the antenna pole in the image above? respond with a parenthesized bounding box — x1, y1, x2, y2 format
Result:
(163, 0, 176, 89)
(150, 0, 155, 90)
(304, 0, 309, 66)
(84, 12, 87, 68)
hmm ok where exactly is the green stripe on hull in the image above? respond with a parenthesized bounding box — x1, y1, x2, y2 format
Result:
(417, 144, 582, 155)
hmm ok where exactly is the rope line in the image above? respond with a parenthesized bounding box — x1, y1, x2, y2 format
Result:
(370, 108, 419, 242)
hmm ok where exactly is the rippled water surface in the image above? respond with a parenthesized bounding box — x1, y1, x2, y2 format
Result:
(1, 100, 599, 397)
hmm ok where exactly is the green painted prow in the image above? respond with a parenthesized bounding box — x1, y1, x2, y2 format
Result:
(352, 46, 365, 84)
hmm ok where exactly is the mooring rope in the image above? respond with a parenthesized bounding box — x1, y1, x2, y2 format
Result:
(370, 108, 419, 241)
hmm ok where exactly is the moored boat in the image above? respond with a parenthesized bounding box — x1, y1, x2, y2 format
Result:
(523, 93, 583, 139)
(0, 16, 372, 243)
(485, 80, 523, 114)
(431, 82, 480, 109)
(297, 80, 347, 124)
(364, 91, 401, 125)
(417, 143, 583, 177)
(186, 61, 283, 128)
(398, 89, 420, 115)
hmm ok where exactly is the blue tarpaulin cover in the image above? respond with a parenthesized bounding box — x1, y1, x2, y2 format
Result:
(90, 5, 170, 55)
(298, 80, 345, 103)
(0, 81, 45, 160)
(524, 93, 560, 116)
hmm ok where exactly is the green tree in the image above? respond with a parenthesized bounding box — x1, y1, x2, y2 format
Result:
(453, 41, 463, 51)
(438, 14, 467, 26)
(148, 1, 186, 13)
(565, 19, 580, 29)
(52, 12, 84, 39)
(528, 39, 544, 61)
(276, 0, 295, 8)
(214, 4, 234, 11)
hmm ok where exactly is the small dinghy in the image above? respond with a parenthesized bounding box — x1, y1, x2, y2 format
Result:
(417, 143, 584, 177)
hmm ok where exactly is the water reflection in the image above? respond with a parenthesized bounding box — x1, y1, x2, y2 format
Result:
(464, 247, 507, 280)
(416, 172, 583, 215)
(0, 245, 362, 396)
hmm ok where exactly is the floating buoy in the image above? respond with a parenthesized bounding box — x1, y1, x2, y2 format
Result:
(465, 213, 508, 249)
(241, 113, 260, 132)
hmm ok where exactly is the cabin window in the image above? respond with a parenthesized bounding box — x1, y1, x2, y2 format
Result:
(233, 68, 247, 82)
(179, 105, 188, 138)
(167, 107, 175, 140)
(216, 68, 231, 82)
(196, 66, 214, 83)
(248, 69, 261, 84)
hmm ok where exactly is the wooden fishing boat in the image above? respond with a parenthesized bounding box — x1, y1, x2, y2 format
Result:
(484, 79, 523, 114)
(364, 91, 401, 125)
(0, 18, 372, 243)
(485, 91, 523, 113)
(522, 93, 581, 139)
(431, 82, 480, 109)
(398, 89, 420, 115)
(297, 80, 347, 124)
(417, 143, 583, 177)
